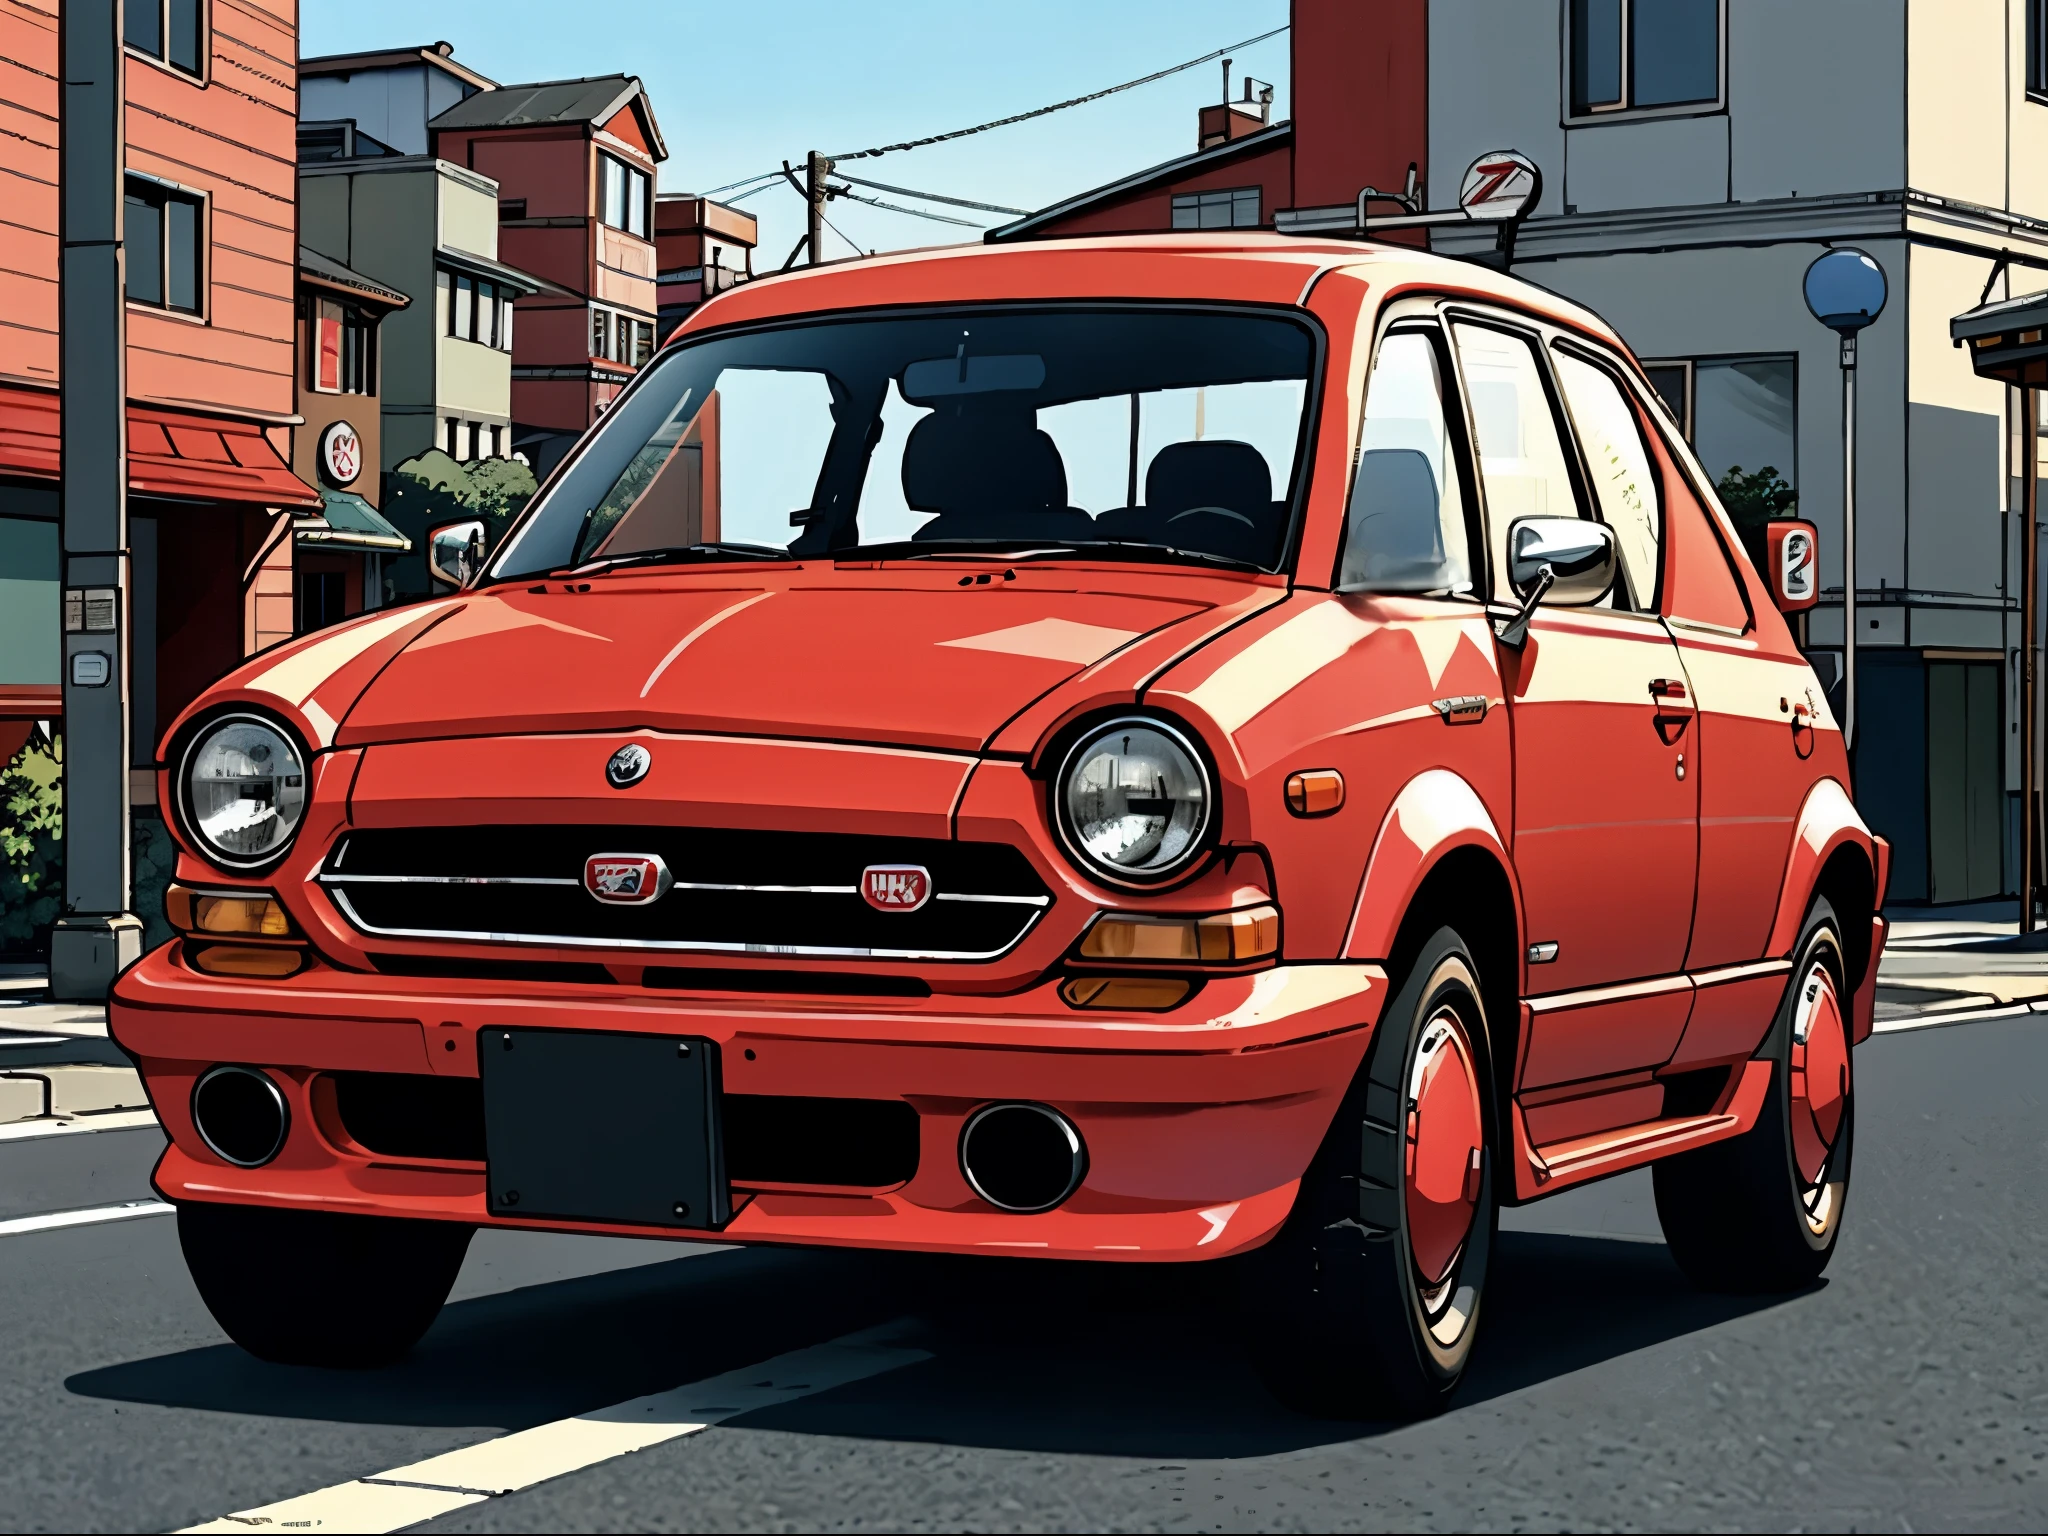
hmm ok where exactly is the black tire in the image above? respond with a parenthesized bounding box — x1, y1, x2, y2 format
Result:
(178, 1200, 473, 1366)
(1653, 896, 1855, 1292)
(1247, 927, 1498, 1420)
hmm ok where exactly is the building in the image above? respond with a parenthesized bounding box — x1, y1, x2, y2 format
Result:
(291, 247, 412, 632)
(428, 77, 667, 476)
(654, 194, 759, 338)
(299, 47, 554, 491)
(1006, 0, 2048, 908)
(1, 0, 321, 794)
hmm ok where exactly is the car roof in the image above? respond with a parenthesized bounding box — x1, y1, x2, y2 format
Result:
(674, 232, 1629, 355)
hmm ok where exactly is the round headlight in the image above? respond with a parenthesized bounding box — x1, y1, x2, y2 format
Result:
(180, 715, 308, 867)
(1056, 717, 1214, 885)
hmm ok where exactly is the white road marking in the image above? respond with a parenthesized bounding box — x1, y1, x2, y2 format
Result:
(0, 1108, 158, 1143)
(178, 1322, 928, 1534)
(0, 1199, 172, 1238)
(1874, 999, 2048, 1033)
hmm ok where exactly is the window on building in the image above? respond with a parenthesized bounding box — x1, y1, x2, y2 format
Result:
(310, 298, 376, 394)
(126, 0, 202, 75)
(1570, 0, 1720, 116)
(499, 293, 514, 352)
(445, 418, 461, 456)
(631, 318, 654, 367)
(601, 153, 650, 238)
(488, 425, 503, 458)
(441, 270, 514, 351)
(2031, 0, 2048, 98)
(468, 421, 483, 461)
(1171, 187, 1261, 230)
(125, 176, 203, 314)
(296, 569, 346, 634)
(1642, 354, 1797, 572)
(592, 306, 611, 360)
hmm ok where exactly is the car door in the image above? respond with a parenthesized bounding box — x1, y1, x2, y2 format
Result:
(1449, 316, 1698, 1091)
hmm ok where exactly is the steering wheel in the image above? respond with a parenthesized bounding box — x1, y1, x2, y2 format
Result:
(1165, 504, 1258, 529)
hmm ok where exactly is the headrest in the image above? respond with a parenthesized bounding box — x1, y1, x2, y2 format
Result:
(901, 409, 1068, 516)
(1145, 439, 1273, 517)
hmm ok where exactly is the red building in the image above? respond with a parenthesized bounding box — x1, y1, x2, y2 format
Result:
(0, 0, 321, 780)
(655, 194, 758, 339)
(429, 77, 667, 476)
(988, 0, 1426, 244)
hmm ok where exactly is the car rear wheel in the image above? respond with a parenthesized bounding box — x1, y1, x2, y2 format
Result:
(179, 1200, 473, 1367)
(1247, 926, 1497, 1420)
(1653, 896, 1855, 1292)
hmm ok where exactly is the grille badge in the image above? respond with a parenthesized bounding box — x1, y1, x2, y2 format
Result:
(606, 744, 652, 788)
(861, 864, 932, 912)
(584, 853, 672, 906)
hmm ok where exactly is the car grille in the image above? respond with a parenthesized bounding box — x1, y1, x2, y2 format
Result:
(320, 825, 1052, 961)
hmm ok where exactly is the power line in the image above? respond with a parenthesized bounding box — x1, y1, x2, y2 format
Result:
(833, 172, 1028, 217)
(828, 22, 1288, 161)
(830, 185, 987, 229)
(702, 170, 780, 197)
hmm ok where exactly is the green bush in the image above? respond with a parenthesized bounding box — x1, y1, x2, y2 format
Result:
(1716, 464, 1798, 575)
(0, 732, 62, 956)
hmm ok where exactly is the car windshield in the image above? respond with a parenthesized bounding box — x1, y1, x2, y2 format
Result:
(487, 306, 1319, 580)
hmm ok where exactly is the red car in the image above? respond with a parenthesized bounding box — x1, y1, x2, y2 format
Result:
(112, 234, 1885, 1419)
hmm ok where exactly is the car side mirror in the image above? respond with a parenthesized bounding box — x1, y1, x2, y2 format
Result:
(1496, 517, 1616, 648)
(427, 518, 486, 590)
(1765, 519, 1819, 613)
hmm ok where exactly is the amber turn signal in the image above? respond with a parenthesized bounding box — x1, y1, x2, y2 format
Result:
(1060, 976, 1194, 1010)
(188, 944, 306, 979)
(166, 885, 294, 939)
(1078, 905, 1280, 964)
(1284, 770, 1345, 817)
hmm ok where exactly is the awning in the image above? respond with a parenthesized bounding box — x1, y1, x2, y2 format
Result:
(297, 489, 411, 551)
(0, 387, 323, 509)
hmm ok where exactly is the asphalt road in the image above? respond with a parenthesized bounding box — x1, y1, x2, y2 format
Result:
(2, 1012, 2042, 1533)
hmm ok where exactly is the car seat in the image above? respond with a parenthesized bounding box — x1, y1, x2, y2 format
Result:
(903, 407, 1095, 542)
(1097, 439, 1280, 565)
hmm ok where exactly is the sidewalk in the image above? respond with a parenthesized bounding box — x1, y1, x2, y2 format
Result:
(0, 966, 145, 1128)
(1876, 900, 2048, 1019)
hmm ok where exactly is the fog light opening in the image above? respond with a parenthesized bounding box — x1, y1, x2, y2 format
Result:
(191, 1065, 290, 1168)
(959, 1102, 1087, 1214)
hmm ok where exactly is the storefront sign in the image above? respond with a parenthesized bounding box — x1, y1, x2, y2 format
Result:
(318, 421, 362, 487)
(1458, 150, 1541, 222)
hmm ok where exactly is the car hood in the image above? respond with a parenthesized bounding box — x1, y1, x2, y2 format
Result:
(331, 570, 1259, 753)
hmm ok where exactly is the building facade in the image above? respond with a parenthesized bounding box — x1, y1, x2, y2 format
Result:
(291, 247, 411, 632)
(654, 194, 758, 338)
(1006, 0, 2048, 907)
(428, 76, 668, 476)
(0, 0, 321, 791)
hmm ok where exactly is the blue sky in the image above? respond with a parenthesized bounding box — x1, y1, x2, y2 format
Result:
(303, 0, 1292, 265)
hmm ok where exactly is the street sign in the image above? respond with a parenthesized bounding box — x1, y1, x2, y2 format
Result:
(1458, 151, 1542, 222)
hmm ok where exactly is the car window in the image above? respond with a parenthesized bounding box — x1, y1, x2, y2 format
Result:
(1659, 440, 1753, 630)
(1338, 327, 1473, 594)
(1553, 349, 1662, 611)
(1450, 322, 1585, 601)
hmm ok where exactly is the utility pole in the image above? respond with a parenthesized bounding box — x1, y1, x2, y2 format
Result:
(807, 151, 832, 268)
(54, 0, 140, 998)
(2025, 386, 2040, 933)
(1841, 332, 1858, 750)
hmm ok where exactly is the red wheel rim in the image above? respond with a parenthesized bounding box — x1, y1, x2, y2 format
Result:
(1789, 959, 1849, 1193)
(1405, 1006, 1484, 1293)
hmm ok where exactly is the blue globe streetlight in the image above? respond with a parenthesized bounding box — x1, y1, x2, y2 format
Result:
(1805, 248, 1888, 752)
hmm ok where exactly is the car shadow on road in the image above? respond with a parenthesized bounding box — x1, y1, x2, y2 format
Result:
(67, 1230, 1806, 1458)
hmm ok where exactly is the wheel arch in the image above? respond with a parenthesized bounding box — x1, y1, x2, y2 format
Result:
(1768, 777, 1885, 989)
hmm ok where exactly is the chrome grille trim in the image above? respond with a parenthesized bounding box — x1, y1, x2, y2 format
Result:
(319, 872, 1052, 906)
(326, 888, 1047, 962)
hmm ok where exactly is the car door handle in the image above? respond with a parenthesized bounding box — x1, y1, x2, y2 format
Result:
(1649, 678, 1693, 741)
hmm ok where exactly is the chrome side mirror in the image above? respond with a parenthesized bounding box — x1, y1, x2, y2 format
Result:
(427, 518, 486, 590)
(1496, 516, 1616, 647)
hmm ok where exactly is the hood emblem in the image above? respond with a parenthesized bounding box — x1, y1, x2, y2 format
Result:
(584, 853, 672, 906)
(861, 864, 931, 912)
(606, 743, 652, 788)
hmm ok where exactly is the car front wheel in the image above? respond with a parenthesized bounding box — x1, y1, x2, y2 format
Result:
(1247, 926, 1497, 1420)
(1653, 896, 1855, 1292)
(179, 1200, 473, 1366)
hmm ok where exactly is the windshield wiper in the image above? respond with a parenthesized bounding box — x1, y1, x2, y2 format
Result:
(555, 543, 792, 577)
(834, 538, 1263, 572)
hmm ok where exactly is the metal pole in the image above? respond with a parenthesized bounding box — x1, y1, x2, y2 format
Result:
(52, 0, 139, 1000)
(1842, 334, 1858, 752)
(806, 152, 831, 268)
(2024, 386, 2040, 934)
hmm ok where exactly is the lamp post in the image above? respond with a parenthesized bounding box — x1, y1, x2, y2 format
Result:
(1952, 280, 2048, 932)
(1804, 249, 1888, 752)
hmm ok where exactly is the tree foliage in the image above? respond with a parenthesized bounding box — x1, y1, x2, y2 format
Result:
(1716, 464, 1798, 573)
(0, 732, 62, 955)
(379, 451, 539, 602)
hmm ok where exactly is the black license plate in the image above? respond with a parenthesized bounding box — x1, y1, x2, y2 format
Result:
(480, 1027, 729, 1229)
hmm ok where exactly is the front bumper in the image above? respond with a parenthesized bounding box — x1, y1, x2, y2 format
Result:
(110, 948, 1384, 1261)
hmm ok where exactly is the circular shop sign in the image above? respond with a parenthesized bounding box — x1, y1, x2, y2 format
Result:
(1458, 150, 1542, 222)
(318, 420, 363, 487)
